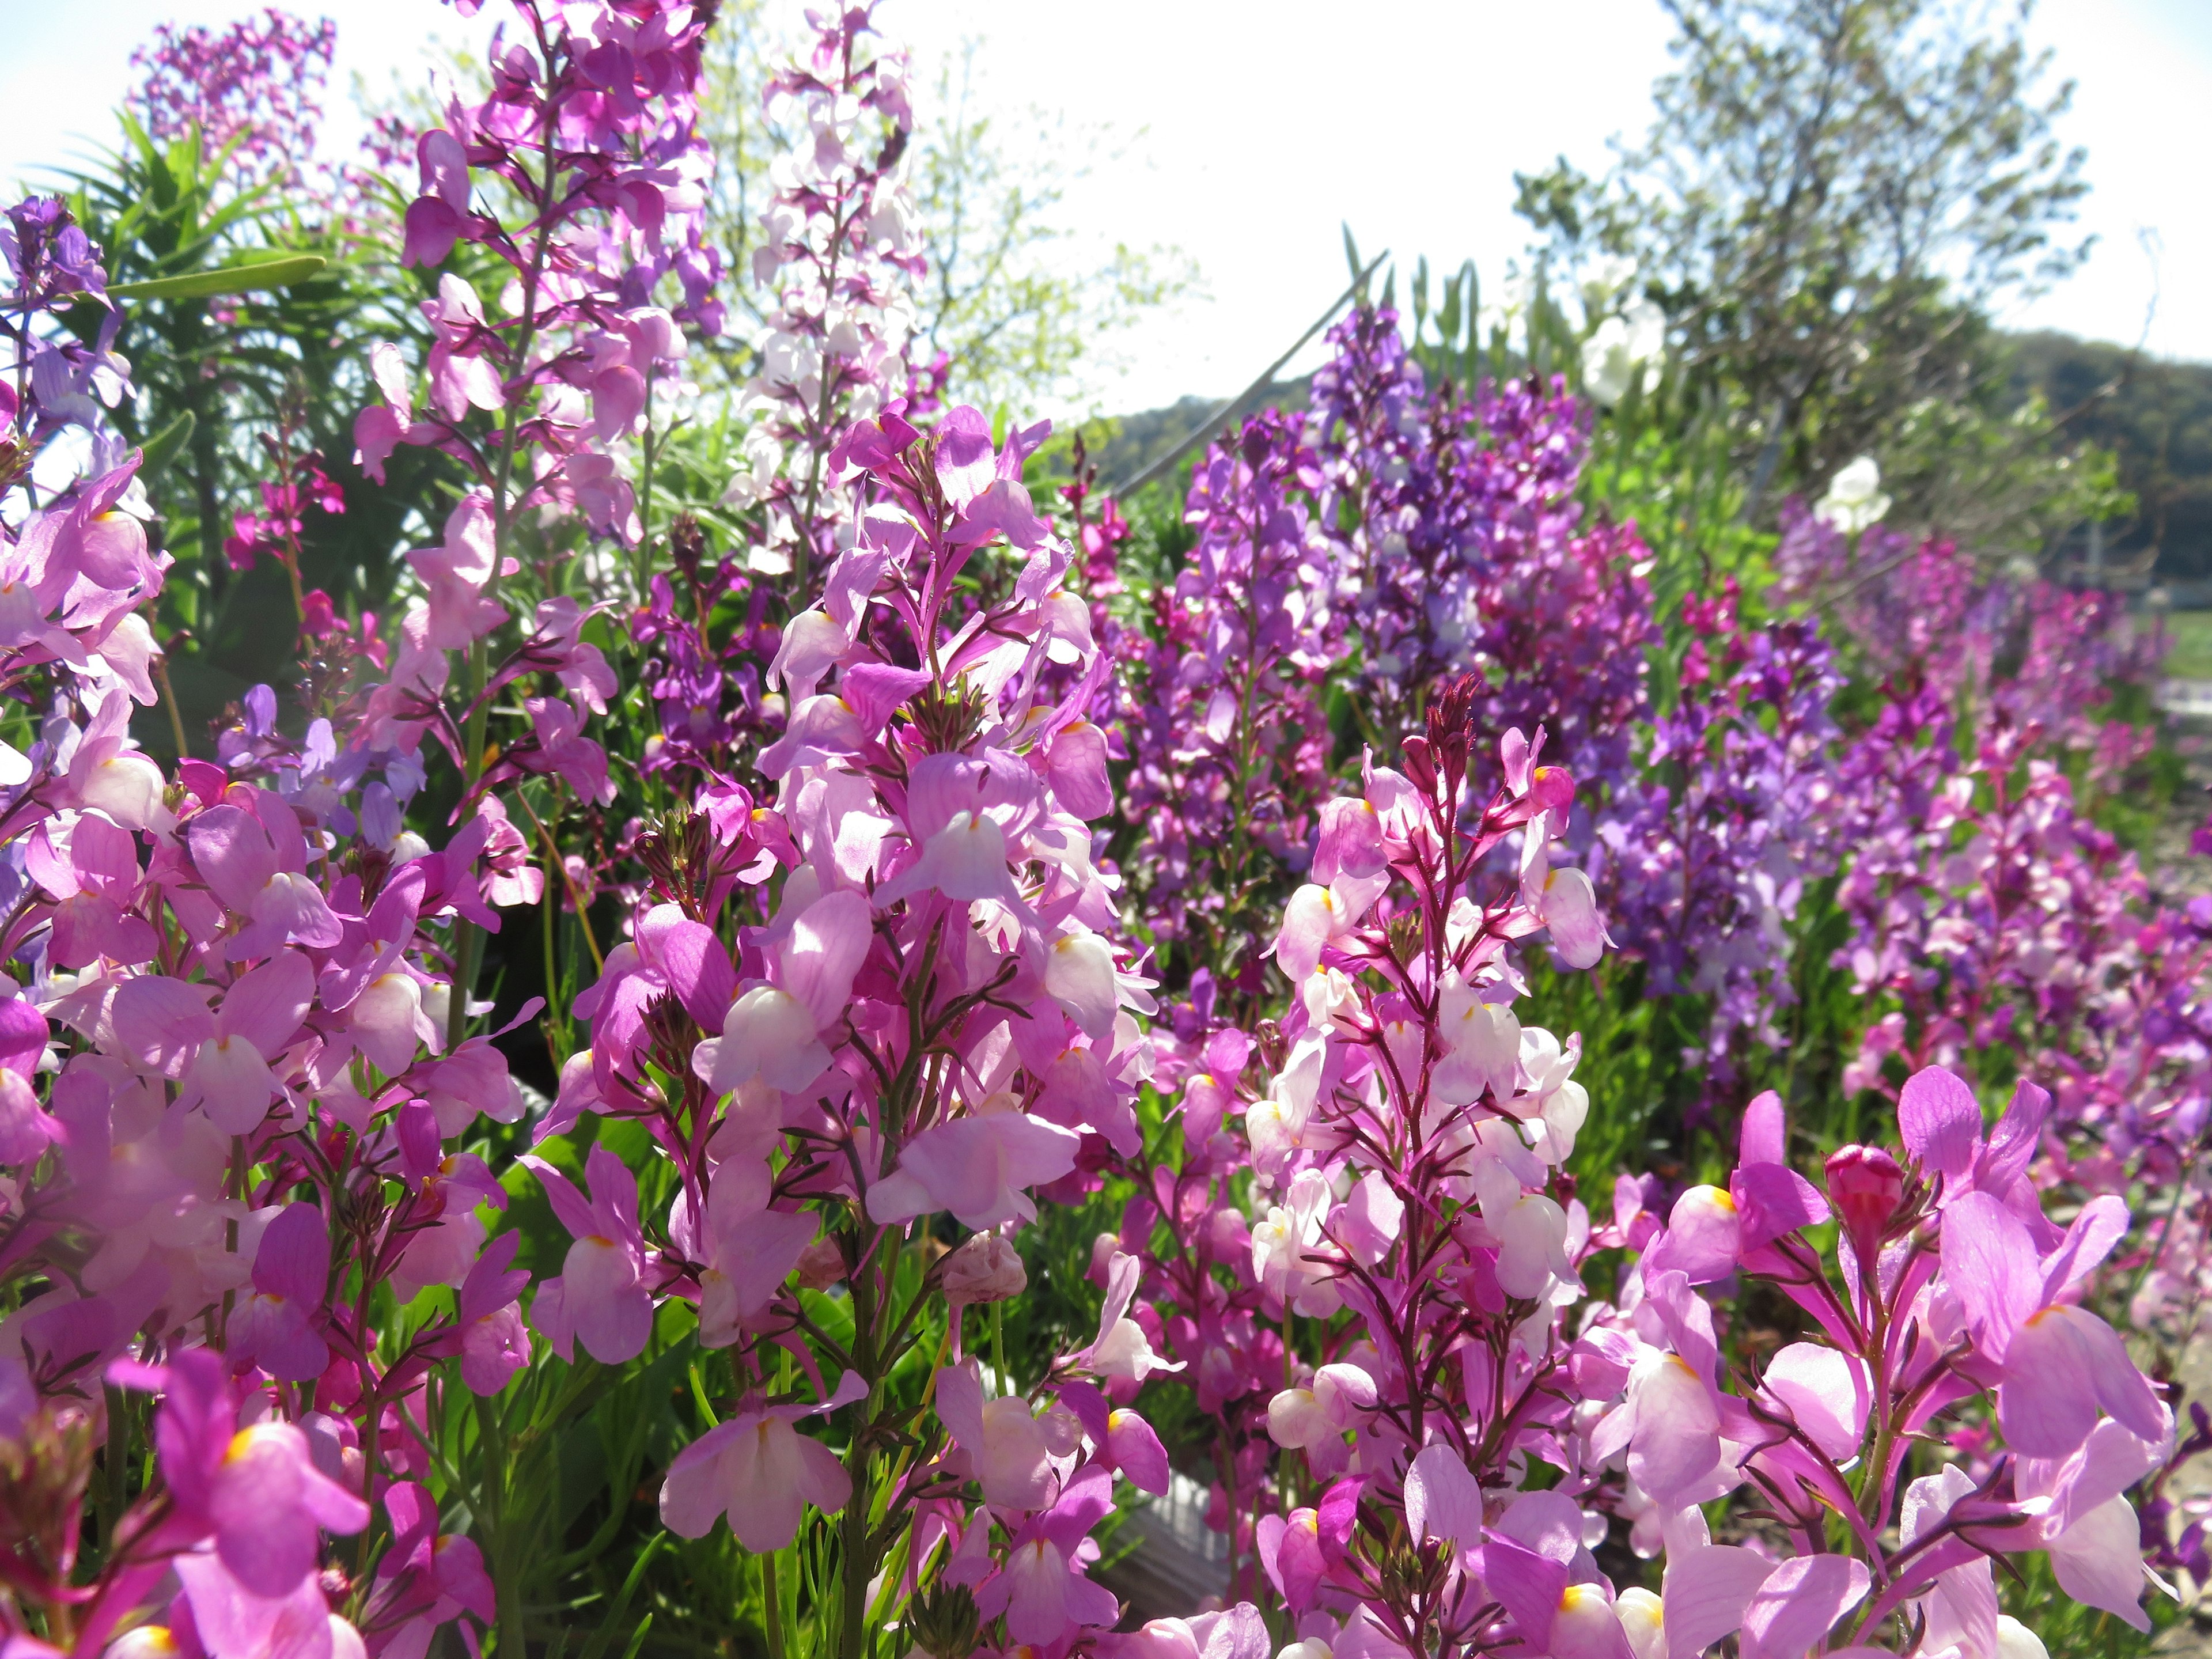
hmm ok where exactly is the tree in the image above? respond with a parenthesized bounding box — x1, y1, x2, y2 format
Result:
(1516, 0, 2091, 524)
(691, 8, 1191, 411)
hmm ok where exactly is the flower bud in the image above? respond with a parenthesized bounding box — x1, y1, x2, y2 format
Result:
(1825, 1143, 1904, 1263)
(940, 1232, 1025, 1307)
(906, 1582, 979, 1659)
(794, 1236, 846, 1291)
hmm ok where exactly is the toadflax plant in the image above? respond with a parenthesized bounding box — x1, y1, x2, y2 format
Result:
(552, 396, 1168, 1656)
(0, 21, 2195, 1659)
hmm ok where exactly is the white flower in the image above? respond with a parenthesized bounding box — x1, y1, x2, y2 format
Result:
(1585, 252, 1638, 300)
(1581, 300, 1666, 406)
(1815, 455, 1892, 535)
(1478, 270, 1540, 342)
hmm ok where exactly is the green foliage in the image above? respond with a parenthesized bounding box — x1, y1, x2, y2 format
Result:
(64, 117, 446, 751)
(1514, 0, 2099, 532)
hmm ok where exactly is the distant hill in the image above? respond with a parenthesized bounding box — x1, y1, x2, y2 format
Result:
(2010, 332, 2212, 581)
(1075, 381, 1310, 494)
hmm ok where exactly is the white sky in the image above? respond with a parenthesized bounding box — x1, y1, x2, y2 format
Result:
(3, 0, 2206, 419)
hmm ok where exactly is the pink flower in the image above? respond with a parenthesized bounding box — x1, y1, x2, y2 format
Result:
(369, 1480, 496, 1657)
(1080, 1252, 1184, 1387)
(1940, 1188, 2165, 1458)
(26, 808, 160, 968)
(187, 793, 344, 957)
(694, 1174, 817, 1349)
(1737, 1555, 1870, 1659)
(693, 884, 871, 1096)
(659, 1405, 852, 1551)
(406, 494, 509, 652)
(64, 687, 173, 831)
(230, 1202, 331, 1382)
(116, 1350, 369, 1600)
(1267, 1362, 1376, 1478)
(936, 1358, 1078, 1512)
(521, 1146, 654, 1365)
(353, 342, 439, 482)
(1056, 1381, 1170, 1495)
(175, 949, 315, 1132)
(974, 1464, 1122, 1645)
(403, 131, 472, 267)
(416, 1229, 533, 1398)
(873, 810, 1030, 914)
(519, 696, 613, 805)
(868, 1111, 1083, 1232)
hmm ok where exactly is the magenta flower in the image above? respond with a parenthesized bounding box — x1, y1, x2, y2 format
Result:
(868, 1111, 1083, 1232)
(693, 884, 872, 1096)
(1940, 1188, 2165, 1457)
(405, 493, 510, 653)
(515, 696, 613, 805)
(450, 1231, 532, 1397)
(230, 1202, 331, 1382)
(403, 130, 472, 267)
(179, 950, 315, 1132)
(370, 1480, 496, 1657)
(974, 1463, 1122, 1645)
(1056, 1382, 1170, 1495)
(521, 1146, 654, 1365)
(936, 1359, 1079, 1512)
(26, 808, 160, 969)
(118, 1349, 368, 1600)
(187, 794, 344, 958)
(659, 1404, 852, 1551)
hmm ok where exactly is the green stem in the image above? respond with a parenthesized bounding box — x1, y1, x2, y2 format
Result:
(763, 1550, 787, 1659)
(446, 65, 560, 1053)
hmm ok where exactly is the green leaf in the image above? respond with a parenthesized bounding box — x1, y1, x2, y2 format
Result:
(103, 254, 327, 302)
(137, 410, 196, 483)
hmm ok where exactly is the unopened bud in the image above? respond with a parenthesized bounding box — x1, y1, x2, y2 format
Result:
(1825, 1143, 1905, 1262)
(906, 1581, 979, 1659)
(794, 1236, 846, 1291)
(940, 1232, 1025, 1307)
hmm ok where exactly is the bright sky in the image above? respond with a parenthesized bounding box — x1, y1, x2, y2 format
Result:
(3, 0, 2206, 418)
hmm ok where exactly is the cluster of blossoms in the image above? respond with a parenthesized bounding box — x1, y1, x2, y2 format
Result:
(1137, 308, 1831, 1084)
(582, 398, 1184, 1653)
(1103, 687, 2174, 1659)
(0, 166, 565, 1659)
(1108, 680, 1607, 1630)
(1, 9, 2199, 1654)
(127, 9, 337, 187)
(632, 2, 930, 781)
(357, 0, 723, 548)
(1781, 507, 2210, 1237)
(1119, 412, 1342, 987)
(1560, 1069, 2178, 1652)
(1830, 692, 2212, 1320)
(724, 1, 925, 584)
(0, 5, 738, 1649)
(1306, 309, 1658, 808)
(1594, 586, 1842, 1082)
(1778, 502, 2164, 776)
(2, 198, 135, 512)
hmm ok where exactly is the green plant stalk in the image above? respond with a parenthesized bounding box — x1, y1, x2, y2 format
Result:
(763, 1550, 787, 1659)
(837, 1239, 881, 1659)
(446, 74, 560, 1053)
